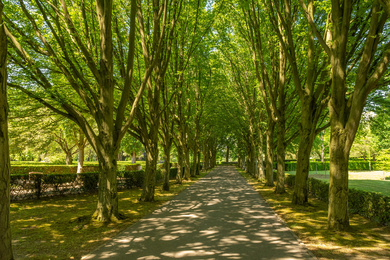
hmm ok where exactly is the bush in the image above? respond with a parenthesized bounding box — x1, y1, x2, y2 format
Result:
(307, 178, 329, 202)
(285, 174, 390, 225)
(349, 188, 390, 225)
(118, 170, 145, 188)
(43, 173, 78, 185)
(169, 168, 178, 179)
(10, 165, 100, 175)
(79, 172, 99, 192)
(285, 174, 295, 187)
(285, 160, 380, 171)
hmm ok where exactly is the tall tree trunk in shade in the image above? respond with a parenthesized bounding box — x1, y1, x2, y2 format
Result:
(0, 1, 14, 258)
(265, 120, 275, 187)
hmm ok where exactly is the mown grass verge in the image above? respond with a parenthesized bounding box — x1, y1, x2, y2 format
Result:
(10, 170, 209, 259)
(239, 169, 390, 260)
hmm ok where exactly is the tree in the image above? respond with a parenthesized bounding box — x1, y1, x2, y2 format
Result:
(0, 0, 14, 258)
(5, 0, 146, 222)
(264, 0, 330, 202)
(301, 0, 390, 230)
(121, 133, 143, 164)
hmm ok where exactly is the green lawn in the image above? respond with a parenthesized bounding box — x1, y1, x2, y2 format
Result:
(286, 170, 390, 196)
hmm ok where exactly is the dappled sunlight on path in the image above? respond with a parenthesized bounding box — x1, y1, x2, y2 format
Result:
(82, 167, 314, 259)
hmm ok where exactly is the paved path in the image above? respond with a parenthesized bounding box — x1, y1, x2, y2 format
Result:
(82, 166, 315, 259)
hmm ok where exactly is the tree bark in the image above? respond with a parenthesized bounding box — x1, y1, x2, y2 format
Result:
(226, 146, 229, 162)
(162, 142, 172, 191)
(77, 147, 85, 174)
(265, 120, 275, 186)
(65, 151, 73, 165)
(328, 124, 350, 230)
(140, 140, 158, 202)
(292, 99, 318, 204)
(275, 117, 286, 194)
(191, 147, 198, 177)
(0, 1, 14, 257)
(76, 131, 86, 174)
(93, 149, 119, 222)
(196, 150, 201, 175)
(183, 145, 191, 180)
(176, 144, 183, 184)
(131, 152, 136, 164)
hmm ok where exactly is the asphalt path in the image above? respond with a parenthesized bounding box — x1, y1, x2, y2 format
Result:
(82, 166, 315, 260)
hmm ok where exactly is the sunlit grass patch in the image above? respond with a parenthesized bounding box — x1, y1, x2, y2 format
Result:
(10, 171, 209, 259)
(239, 169, 390, 260)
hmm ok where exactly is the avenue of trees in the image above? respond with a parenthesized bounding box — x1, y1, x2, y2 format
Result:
(0, 0, 389, 258)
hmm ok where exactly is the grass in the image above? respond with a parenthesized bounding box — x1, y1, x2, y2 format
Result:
(10, 171, 208, 259)
(287, 170, 390, 196)
(240, 170, 390, 260)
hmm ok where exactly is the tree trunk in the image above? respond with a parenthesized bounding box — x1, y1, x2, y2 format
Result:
(265, 121, 275, 186)
(191, 147, 197, 177)
(93, 151, 119, 222)
(292, 105, 317, 204)
(162, 143, 171, 191)
(176, 145, 183, 184)
(65, 151, 73, 165)
(0, 1, 14, 256)
(117, 150, 123, 161)
(77, 144, 85, 174)
(140, 140, 159, 202)
(275, 118, 286, 194)
(203, 144, 209, 170)
(196, 151, 201, 175)
(321, 131, 325, 163)
(328, 126, 350, 230)
(292, 137, 312, 204)
(257, 134, 265, 180)
(183, 146, 191, 180)
(226, 146, 229, 162)
(131, 151, 136, 164)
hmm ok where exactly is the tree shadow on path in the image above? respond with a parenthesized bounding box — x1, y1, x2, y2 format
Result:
(82, 166, 314, 259)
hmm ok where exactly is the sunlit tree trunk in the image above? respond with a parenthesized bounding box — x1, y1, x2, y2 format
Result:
(131, 152, 136, 164)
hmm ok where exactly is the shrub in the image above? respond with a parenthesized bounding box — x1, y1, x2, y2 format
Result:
(43, 174, 78, 185)
(118, 170, 145, 188)
(285, 160, 380, 171)
(169, 168, 178, 179)
(285, 174, 390, 225)
(10, 165, 100, 175)
(349, 188, 390, 225)
(307, 178, 329, 202)
(285, 174, 295, 187)
(79, 172, 99, 192)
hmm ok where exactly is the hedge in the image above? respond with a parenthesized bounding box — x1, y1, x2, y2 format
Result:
(10, 164, 142, 175)
(286, 175, 390, 225)
(285, 161, 379, 171)
(10, 169, 164, 201)
(10, 166, 100, 175)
